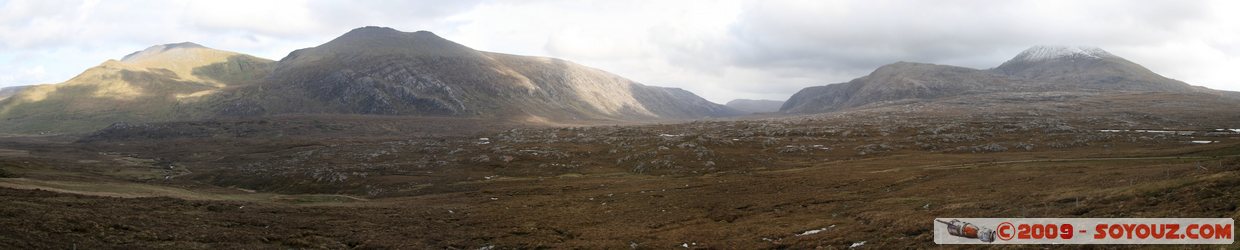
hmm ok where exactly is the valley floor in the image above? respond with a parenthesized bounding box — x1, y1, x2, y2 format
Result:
(1, 111, 1238, 248)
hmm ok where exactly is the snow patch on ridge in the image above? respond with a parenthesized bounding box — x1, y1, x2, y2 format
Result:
(1012, 46, 1113, 62)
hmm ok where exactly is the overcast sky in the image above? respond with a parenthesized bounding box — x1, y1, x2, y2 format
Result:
(2, 0, 1238, 103)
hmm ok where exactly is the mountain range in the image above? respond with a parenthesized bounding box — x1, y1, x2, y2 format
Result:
(780, 46, 1228, 113)
(224, 27, 740, 121)
(1, 28, 1235, 134)
(0, 27, 739, 133)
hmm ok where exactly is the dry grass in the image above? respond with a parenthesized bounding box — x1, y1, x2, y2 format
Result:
(0, 106, 1237, 248)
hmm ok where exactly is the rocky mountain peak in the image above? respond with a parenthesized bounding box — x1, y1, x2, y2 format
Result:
(992, 45, 1192, 92)
(336, 26, 434, 41)
(993, 45, 1127, 77)
(308, 26, 474, 58)
(1006, 46, 1115, 63)
(348, 25, 402, 34)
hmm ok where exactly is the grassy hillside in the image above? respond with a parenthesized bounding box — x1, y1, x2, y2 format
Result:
(0, 45, 273, 134)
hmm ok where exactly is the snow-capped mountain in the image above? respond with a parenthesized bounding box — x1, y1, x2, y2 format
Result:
(1006, 46, 1115, 62)
(993, 46, 1195, 92)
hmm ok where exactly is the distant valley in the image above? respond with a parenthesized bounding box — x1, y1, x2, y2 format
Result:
(725, 99, 785, 113)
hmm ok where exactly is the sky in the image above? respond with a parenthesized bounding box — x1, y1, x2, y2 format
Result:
(1, 0, 1238, 103)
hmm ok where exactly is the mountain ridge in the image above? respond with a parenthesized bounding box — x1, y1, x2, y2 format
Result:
(0, 85, 31, 101)
(781, 46, 1222, 113)
(991, 46, 1196, 93)
(237, 26, 740, 121)
(0, 26, 739, 134)
(0, 43, 275, 133)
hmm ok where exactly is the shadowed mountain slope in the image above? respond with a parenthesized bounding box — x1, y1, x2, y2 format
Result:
(0, 85, 31, 101)
(229, 26, 739, 121)
(0, 27, 738, 134)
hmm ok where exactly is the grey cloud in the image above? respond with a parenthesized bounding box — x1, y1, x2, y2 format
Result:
(718, 0, 1215, 75)
(631, 0, 1232, 101)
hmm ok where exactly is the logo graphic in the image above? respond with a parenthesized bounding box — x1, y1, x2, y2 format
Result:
(934, 218, 1234, 244)
(935, 219, 996, 242)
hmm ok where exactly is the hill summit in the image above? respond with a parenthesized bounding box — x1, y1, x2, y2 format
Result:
(1002, 46, 1114, 62)
(0, 42, 274, 133)
(241, 26, 739, 120)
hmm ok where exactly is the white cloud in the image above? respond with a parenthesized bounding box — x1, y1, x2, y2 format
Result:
(440, 0, 749, 101)
(0, 65, 46, 84)
(183, 0, 317, 35)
